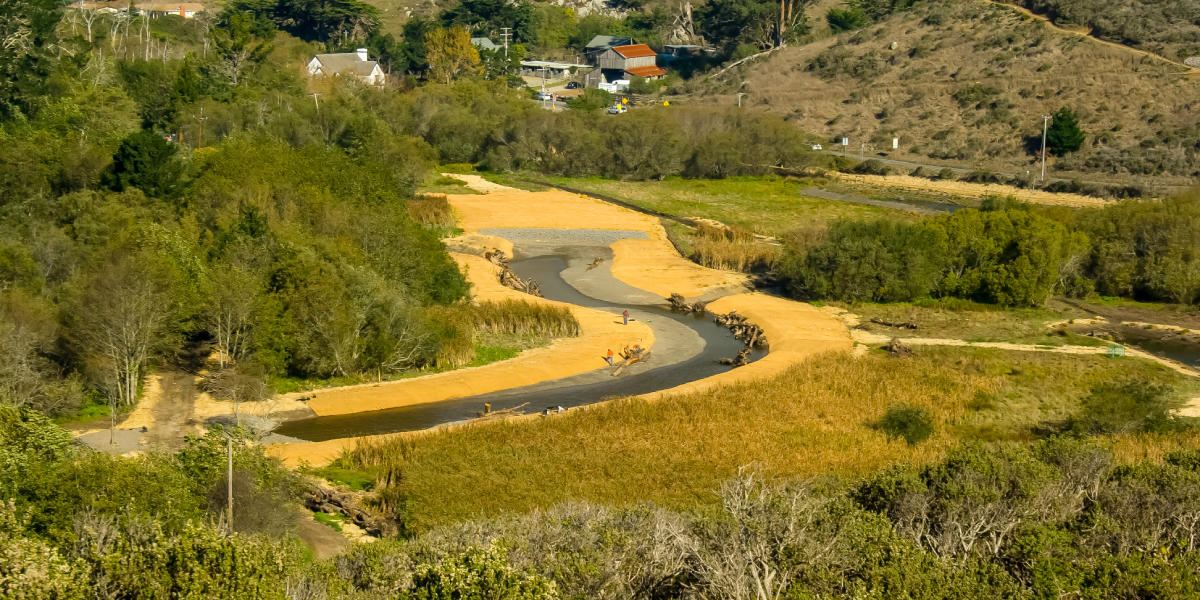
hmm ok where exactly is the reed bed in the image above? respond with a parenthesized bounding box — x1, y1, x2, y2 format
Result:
(426, 299, 580, 368)
(407, 194, 456, 227)
(344, 352, 992, 530)
(691, 237, 781, 272)
(690, 221, 781, 272)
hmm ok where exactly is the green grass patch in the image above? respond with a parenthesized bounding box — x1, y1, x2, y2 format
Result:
(940, 346, 1200, 443)
(312, 512, 346, 532)
(845, 300, 1107, 346)
(539, 175, 917, 237)
(417, 174, 480, 195)
(311, 465, 378, 491)
(54, 395, 118, 426)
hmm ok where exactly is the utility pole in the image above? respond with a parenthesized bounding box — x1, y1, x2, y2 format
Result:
(861, 142, 866, 162)
(193, 107, 207, 149)
(737, 92, 746, 107)
(226, 433, 234, 535)
(1040, 114, 1050, 182)
(500, 27, 511, 58)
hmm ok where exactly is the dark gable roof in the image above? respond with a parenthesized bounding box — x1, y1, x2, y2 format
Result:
(586, 35, 633, 49)
(313, 53, 378, 76)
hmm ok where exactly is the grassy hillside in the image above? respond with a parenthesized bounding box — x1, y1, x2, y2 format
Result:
(681, 0, 1200, 183)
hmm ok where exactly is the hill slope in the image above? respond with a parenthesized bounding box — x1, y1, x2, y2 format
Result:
(684, 0, 1200, 183)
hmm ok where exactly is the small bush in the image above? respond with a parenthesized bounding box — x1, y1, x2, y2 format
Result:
(878, 403, 934, 445)
(853, 159, 892, 175)
(1071, 379, 1187, 435)
(827, 8, 867, 32)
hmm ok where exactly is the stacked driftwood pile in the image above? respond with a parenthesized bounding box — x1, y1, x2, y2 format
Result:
(305, 481, 397, 538)
(668, 293, 708, 314)
(713, 310, 767, 368)
(485, 249, 542, 297)
(714, 311, 767, 349)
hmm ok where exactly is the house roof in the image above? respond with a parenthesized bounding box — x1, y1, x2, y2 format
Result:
(613, 44, 657, 59)
(312, 53, 379, 77)
(586, 35, 633, 49)
(140, 2, 206, 11)
(625, 65, 666, 78)
(470, 37, 499, 51)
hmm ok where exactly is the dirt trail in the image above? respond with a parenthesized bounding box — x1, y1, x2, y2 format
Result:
(833, 307, 1200, 416)
(833, 173, 1110, 208)
(991, 1, 1200, 76)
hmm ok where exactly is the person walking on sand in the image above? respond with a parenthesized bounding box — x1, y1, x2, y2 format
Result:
(622, 309, 629, 325)
(605, 349, 614, 365)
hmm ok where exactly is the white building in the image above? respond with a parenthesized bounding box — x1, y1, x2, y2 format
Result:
(306, 48, 385, 87)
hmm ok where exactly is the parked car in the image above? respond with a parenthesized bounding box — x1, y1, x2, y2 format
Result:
(565, 81, 581, 89)
(811, 143, 823, 150)
(607, 104, 627, 114)
(536, 91, 553, 101)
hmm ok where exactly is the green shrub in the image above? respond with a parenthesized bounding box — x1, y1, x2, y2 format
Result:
(853, 159, 892, 175)
(827, 8, 867, 32)
(1071, 379, 1187, 434)
(403, 544, 558, 599)
(877, 403, 934, 445)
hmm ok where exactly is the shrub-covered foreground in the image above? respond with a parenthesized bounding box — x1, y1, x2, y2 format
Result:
(9, 391, 1200, 600)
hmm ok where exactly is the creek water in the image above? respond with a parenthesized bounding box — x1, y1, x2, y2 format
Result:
(1112, 328, 1200, 371)
(274, 255, 757, 442)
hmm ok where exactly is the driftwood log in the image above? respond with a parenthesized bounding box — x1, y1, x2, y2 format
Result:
(668, 292, 708, 314)
(718, 347, 751, 367)
(304, 481, 397, 538)
(485, 249, 542, 297)
(586, 257, 605, 271)
(714, 311, 768, 349)
(870, 317, 918, 330)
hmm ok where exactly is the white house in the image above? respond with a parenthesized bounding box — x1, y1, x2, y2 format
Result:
(306, 48, 385, 86)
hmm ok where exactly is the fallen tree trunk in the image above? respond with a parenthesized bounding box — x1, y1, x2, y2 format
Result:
(870, 317, 918, 330)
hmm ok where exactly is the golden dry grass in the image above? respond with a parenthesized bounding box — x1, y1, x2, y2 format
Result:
(347, 352, 992, 530)
(407, 194, 456, 228)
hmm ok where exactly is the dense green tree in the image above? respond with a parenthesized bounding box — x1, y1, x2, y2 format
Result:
(101, 130, 183, 197)
(225, 0, 379, 43)
(1046, 106, 1085, 155)
(440, 0, 534, 43)
(0, 0, 61, 118)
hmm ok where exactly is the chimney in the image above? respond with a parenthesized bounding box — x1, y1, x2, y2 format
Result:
(356, 48, 369, 62)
